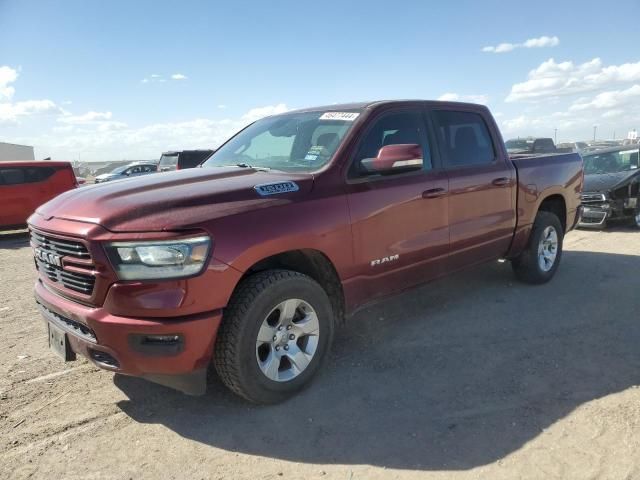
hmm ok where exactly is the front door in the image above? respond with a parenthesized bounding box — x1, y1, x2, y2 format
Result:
(344, 108, 449, 308)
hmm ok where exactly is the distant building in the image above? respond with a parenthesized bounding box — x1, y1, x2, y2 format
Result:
(0, 142, 35, 161)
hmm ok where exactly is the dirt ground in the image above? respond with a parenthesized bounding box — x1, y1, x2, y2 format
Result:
(1, 227, 639, 480)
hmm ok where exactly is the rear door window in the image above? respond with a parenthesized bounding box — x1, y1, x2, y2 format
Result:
(0, 166, 57, 185)
(432, 110, 496, 168)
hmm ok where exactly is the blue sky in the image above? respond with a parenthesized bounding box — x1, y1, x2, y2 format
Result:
(1, 0, 639, 161)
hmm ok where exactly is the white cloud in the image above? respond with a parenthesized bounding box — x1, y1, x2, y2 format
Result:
(141, 74, 167, 84)
(482, 43, 516, 54)
(21, 104, 290, 161)
(569, 84, 640, 111)
(523, 36, 560, 48)
(0, 66, 18, 100)
(0, 99, 64, 123)
(58, 110, 113, 124)
(482, 36, 559, 54)
(142, 73, 187, 83)
(437, 93, 489, 104)
(506, 58, 640, 102)
(241, 103, 288, 122)
(217, 104, 227, 109)
(502, 115, 531, 131)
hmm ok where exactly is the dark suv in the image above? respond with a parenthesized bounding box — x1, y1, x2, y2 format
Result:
(158, 150, 213, 172)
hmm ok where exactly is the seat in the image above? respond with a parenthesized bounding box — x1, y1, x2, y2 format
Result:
(316, 133, 339, 151)
(450, 126, 479, 165)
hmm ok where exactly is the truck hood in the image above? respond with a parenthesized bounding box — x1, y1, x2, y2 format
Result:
(583, 169, 640, 193)
(35, 167, 314, 232)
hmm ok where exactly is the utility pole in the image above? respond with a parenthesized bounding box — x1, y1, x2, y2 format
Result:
(593, 125, 597, 142)
(554, 128, 557, 144)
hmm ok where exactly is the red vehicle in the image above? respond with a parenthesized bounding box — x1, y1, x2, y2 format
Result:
(28, 101, 583, 403)
(1, 161, 77, 230)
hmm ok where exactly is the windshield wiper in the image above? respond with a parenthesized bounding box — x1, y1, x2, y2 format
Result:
(232, 163, 271, 171)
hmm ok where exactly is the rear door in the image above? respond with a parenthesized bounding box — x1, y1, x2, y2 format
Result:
(430, 108, 516, 271)
(345, 107, 449, 305)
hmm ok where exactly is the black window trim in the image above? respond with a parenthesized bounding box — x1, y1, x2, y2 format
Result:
(429, 107, 498, 171)
(0, 165, 58, 186)
(345, 106, 442, 185)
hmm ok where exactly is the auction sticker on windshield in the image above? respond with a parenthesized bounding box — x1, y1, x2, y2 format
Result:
(319, 112, 360, 121)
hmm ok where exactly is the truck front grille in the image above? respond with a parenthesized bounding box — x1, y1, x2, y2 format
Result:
(31, 230, 96, 296)
(35, 259, 95, 294)
(31, 231, 91, 258)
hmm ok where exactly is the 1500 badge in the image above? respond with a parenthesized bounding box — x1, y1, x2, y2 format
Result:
(254, 181, 300, 196)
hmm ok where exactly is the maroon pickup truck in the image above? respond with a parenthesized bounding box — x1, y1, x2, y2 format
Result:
(28, 100, 583, 403)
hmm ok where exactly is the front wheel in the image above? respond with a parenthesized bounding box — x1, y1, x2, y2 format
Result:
(511, 211, 564, 284)
(214, 270, 334, 404)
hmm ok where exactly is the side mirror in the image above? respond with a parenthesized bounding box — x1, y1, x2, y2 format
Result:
(124, 171, 130, 176)
(360, 144, 423, 175)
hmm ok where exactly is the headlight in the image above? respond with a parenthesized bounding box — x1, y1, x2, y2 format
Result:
(105, 236, 211, 280)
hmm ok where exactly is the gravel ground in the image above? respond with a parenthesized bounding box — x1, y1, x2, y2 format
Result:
(1, 227, 639, 480)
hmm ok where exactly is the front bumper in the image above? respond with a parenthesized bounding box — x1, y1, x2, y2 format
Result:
(578, 199, 637, 228)
(35, 279, 222, 395)
(578, 205, 610, 227)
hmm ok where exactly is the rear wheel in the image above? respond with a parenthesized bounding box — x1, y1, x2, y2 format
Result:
(512, 211, 564, 284)
(214, 270, 334, 404)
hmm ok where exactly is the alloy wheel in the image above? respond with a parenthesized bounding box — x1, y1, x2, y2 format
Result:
(537, 226, 558, 272)
(255, 299, 320, 382)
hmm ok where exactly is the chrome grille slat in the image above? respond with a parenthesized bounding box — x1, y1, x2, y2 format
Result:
(581, 192, 606, 203)
(31, 230, 95, 295)
(31, 233, 91, 258)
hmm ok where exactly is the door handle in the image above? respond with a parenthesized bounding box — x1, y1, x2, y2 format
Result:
(492, 177, 510, 187)
(422, 188, 447, 199)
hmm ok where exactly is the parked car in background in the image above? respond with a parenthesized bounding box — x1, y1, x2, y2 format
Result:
(93, 162, 158, 184)
(579, 145, 640, 228)
(556, 141, 589, 153)
(158, 150, 214, 172)
(583, 140, 625, 153)
(29, 100, 583, 403)
(0, 161, 77, 230)
(505, 137, 557, 155)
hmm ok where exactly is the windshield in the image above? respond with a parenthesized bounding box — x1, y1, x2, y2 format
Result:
(110, 165, 130, 174)
(159, 154, 178, 167)
(202, 110, 361, 173)
(505, 139, 532, 151)
(583, 149, 639, 175)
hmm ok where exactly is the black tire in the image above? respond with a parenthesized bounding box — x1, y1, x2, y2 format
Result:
(511, 211, 564, 284)
(214, 269, 334, 404)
